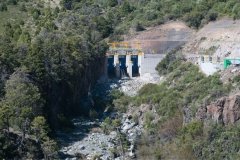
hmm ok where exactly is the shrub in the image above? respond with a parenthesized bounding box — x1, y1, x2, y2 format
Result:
(206, 10, 218, 21)
(155, 48, 183, 75)
(101, 117, 114, 134)
(134, 22, 145, 31)
(112, 95, 132, 113)
(144, 111, 154, 129)
(182, 121, 203, 139)
(89, 109, 98, 119)
(184, 11, 204, 28)
(233, 75, 240, 83)
(138, 83, 159, 96)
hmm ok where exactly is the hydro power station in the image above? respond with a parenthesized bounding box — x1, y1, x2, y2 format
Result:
(106, 42, 144, 78)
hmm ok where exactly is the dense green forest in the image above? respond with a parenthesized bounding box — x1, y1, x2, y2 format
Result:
(0, 0, 240, 159)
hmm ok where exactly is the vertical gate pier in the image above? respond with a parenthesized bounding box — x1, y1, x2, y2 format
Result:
(106, 42, 144, 78)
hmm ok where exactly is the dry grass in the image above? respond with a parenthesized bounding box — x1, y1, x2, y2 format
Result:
(136, 112, 194, 160)
(158, 112, 183, 141)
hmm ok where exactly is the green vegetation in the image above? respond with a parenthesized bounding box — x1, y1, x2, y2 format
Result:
(132, 53, 230, 126)
(0, 0, 109, 158)
(131, 52, 235, 159)
(76, 0, 240, 32)
(57, 0, 240, 42)
(0, 0, 240, 159)
(0, 1, 28, 35)
(112, 47, 236, 159)
(101, 117, 121, 134)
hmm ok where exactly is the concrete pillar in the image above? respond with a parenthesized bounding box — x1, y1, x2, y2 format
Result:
(126, 54, 132, 78)
(138, 54, 142, 76)
(115, 62, 120, 78)
(126, 54, 131, 65)
(127, 61, 133, 78)
(114, 54, 118, 66)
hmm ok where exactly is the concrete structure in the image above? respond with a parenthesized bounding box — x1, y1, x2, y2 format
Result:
(197, 55, 223, 75)
(106, 42, 144, 78)
(141, 54, 165, 75)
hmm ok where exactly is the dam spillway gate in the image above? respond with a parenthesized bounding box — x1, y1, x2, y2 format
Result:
(106, 42, 144, 78)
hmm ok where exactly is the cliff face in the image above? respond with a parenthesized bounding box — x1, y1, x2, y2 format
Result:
(196, 94, 240, 125)
(74, 57, 106, 112)
(49, 56, 106, 128)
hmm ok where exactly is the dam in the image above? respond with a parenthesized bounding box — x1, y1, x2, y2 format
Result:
(106, 42, 144, 78)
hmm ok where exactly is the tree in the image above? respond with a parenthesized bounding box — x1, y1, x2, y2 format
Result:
(3, 22, 14, 38)
(121, 1, 134, 13)
(13, 25, 22, 41)
(41, 137, 57, 159)
(31, 116, 49, 142)
(2, 68, 44, 135)
(0, 104, 12, 131)
(184, 11, 204, 28)
(7, 0, 17, 5)
(32, 9, 41, 20)
(0, 3, 8, 12)
(94, 16, 113, 38)
(232, 3, 240, 19)
(107, 0, 118, 7)
(206, 10, 218, 21)
(61, 0, 72, 10)
(19, 3, 26, 12)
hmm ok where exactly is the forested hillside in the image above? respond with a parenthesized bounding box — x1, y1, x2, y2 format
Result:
(0, 0, 240, 159)
(113, 50, 240, 159)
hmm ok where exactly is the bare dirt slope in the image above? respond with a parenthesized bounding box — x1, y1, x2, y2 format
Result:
(183, 18, 240, 58)
(125, 21, 195, 54)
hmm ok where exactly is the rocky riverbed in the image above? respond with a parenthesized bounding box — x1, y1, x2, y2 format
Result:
(57, 113, 143, 160)
(57, 73, 161, 160)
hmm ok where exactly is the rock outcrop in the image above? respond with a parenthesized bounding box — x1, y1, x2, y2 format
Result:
(196, 94, 240, 125)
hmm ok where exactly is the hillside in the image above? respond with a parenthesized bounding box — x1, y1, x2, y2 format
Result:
(183, 18, 240, 58)
(0, 0, 240, 159)
(125, 21, 195, 54)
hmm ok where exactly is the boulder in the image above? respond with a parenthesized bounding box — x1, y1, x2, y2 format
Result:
(122, 122, 136, 133)
(128, 151, 136, 159)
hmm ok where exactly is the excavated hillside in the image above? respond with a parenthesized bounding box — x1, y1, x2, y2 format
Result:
(183, 18, 240, 58)
(125, 21, 195, 54)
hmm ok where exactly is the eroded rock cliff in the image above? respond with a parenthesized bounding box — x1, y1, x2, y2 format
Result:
(196, 94, 240, 125)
